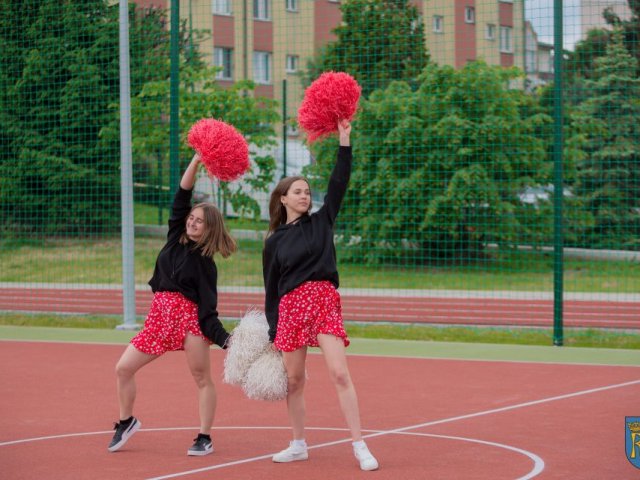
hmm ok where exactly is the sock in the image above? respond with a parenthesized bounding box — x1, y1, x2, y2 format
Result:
(352, 440, 367, 449)
(292, 439, 307, 448)
(197, 433, 211, 441)
(119, 416, 134, 426)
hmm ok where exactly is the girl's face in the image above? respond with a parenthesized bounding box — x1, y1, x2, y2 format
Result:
(282, 179, 311, 220)
(186, 207, 205, 241)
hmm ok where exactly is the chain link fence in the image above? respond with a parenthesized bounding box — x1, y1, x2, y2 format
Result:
(1, 0, 638, 339)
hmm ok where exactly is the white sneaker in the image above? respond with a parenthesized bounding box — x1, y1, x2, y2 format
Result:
(272, 441, 309, 463)
(353, 442, 379, 471)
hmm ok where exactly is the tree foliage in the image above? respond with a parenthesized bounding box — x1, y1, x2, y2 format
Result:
(307, 61, 551, 264)
(0, 0, 173, 236)
(0, 0, 279, 235)
(110, 62, 279, 220)
(566, 0, 640, 80)
(305, 0, 429, 97)
(569, 31, 640, 249)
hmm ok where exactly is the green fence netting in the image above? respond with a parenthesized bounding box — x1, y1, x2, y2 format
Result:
(1, 0, 638, 340)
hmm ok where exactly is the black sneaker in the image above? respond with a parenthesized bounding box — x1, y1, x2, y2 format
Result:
(107, 417, 141, 452)
(187, 434, 213, 456)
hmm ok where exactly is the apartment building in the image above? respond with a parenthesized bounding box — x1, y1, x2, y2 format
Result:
(425, 0, 524, 70)
(132, 1, 526, 126)
(524, 20, 553, 91)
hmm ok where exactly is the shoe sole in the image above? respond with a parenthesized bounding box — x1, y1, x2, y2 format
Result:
(272, 453, 308, 463)
(187, 447, 213, 456)
(107, 419, 141, 452)
(360, 461, 379, 471)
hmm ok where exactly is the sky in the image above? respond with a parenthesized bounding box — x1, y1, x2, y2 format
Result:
(525, 0, 583, 51)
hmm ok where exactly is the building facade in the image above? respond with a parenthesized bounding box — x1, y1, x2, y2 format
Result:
(424, 0, 524, 70)
(132, 0, 527, 129)
(524, 20, 554, 91)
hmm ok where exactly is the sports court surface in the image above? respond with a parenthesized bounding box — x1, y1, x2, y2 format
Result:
(1, 326, 639, 479)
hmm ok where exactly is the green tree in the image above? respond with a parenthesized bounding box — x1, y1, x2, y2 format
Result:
(308, 61, 550, 265)
(112, 62, 279, 220)
(565, 0, 640, 80)
(603, 0, 640, 67)
(570, 31, 640, 249)
(305, 0, 429, 97)
(0, 1, 174, 236)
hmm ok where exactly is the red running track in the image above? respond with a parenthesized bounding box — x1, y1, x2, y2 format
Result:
(1, 287, 638, 329)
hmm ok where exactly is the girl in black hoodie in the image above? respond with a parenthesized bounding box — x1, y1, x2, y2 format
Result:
(262, 120, 379, 471)
(108, 153, 235, 457)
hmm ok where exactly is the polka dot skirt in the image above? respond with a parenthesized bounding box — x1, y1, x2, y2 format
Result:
(275, 280, 350, 352)
(131, 291, 211, 355)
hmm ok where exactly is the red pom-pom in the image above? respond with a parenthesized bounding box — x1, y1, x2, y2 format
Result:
(298, 71, 361, 143)
(187, 119, 250, 182)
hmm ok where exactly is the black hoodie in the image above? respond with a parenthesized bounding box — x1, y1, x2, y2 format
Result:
(148, 186, 230, 349)
(262, 146, 352, 342)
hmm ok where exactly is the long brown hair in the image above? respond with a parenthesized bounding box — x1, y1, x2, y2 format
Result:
(267, 175, 311, 236)
(180, 203, 237, 258)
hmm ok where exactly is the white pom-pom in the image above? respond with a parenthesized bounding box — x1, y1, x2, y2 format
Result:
(223, 309, 270, 386)
(242, 349, 288, 402)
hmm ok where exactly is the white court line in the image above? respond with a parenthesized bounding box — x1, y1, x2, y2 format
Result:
(2, 379, 637, 478)
(143, 378, 640, 480)
(2, 378, 638, 449)
(361, 378, 640, 435)
(146, 430, 544, 480)
(394, 432, 545, 480)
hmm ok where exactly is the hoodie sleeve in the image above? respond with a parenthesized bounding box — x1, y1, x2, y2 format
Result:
(320, 146, 352, 225)
(167, 187, 193, 241)
(262, 244, 280, 342)
(196, 261, 230, 348)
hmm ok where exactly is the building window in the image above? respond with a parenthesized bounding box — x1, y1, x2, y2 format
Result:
(525, 50, 536, 73)
(214, 47, 233, 80)
(286, 55, 299, 73)
(212, 0, 232, 15)
(500, 26, 513, 53)
(465, 7, 475, 24)
(286, 0, 298, 12)
(433, 15, 444, 33)
(254, 0, 271, 20)
(253, 51, 272, 84)
(486, 24, 495, 40)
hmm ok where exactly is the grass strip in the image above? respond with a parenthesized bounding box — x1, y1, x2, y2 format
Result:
(1, 313, 638, 350)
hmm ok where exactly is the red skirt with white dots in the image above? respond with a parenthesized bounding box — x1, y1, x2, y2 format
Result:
(131, 291, 211, 355)
(275, 280, 350, 352)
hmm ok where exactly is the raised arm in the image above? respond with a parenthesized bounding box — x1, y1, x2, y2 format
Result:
(166, 153, 201, 239)
(180, 153, 201, 190)
(320, 119, 352, 224)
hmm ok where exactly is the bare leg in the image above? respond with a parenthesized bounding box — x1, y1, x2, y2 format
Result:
(115, 344, 159, 420)
(317, 334, 362, 441)
(184, 333, 216, 434)
(282, 347, 308, 440)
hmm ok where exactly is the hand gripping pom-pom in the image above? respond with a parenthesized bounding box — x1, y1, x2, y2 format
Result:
(187, 118, 250, 182)
(223, 309, 270, 386)
(297, 71, 361, 143)
(242, 349, 288, 402)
